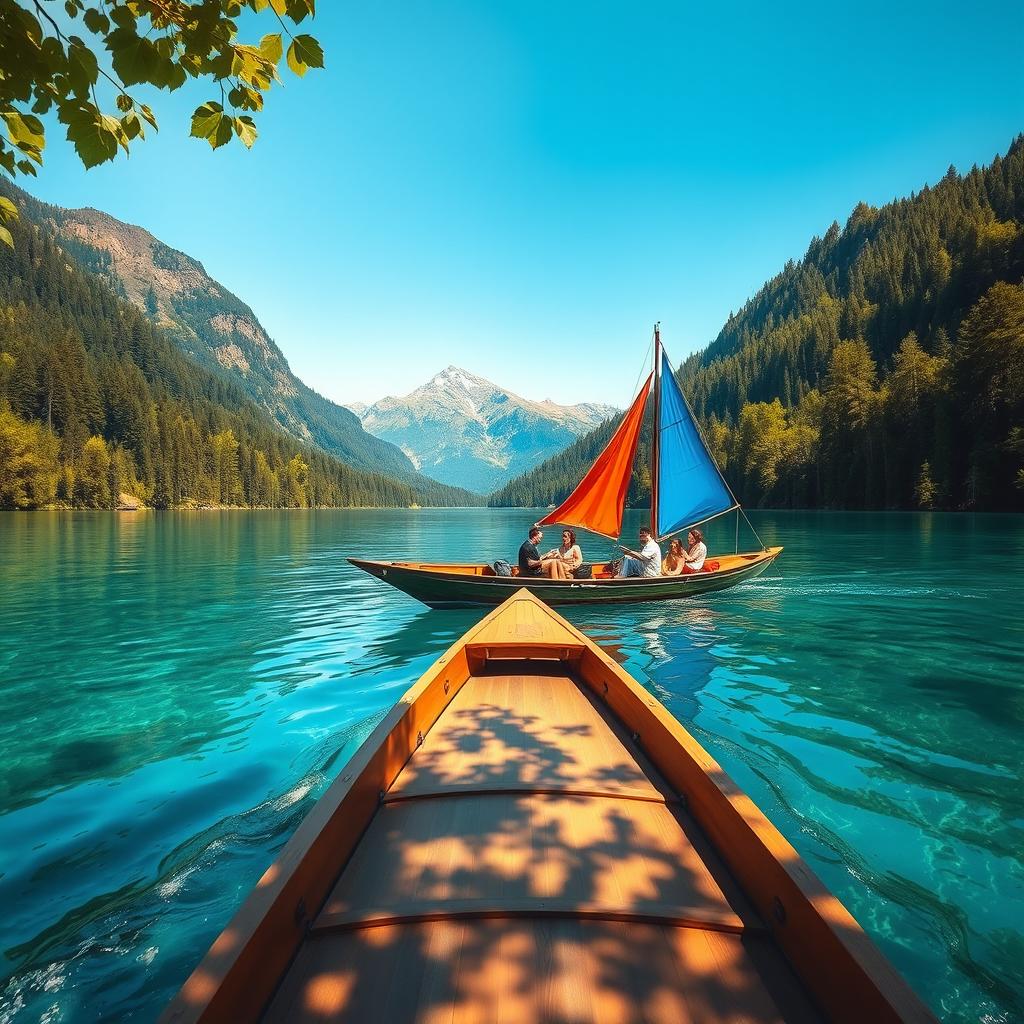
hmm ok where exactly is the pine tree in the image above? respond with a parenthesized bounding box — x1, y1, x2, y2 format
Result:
(74, 436, 111, 508)
(915, 462, 937, 509)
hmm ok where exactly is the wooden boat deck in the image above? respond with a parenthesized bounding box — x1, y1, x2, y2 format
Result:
(264, 668, 818, 1023)
(164, 589, 933, 1024)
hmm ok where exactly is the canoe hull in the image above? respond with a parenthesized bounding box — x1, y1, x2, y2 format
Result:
(348, 547, 782, 608)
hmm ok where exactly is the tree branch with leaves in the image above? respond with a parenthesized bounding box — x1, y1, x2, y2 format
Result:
(0, 0, 324, 245)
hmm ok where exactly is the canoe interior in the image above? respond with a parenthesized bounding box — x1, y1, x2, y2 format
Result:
(163, 590, 932, 1024)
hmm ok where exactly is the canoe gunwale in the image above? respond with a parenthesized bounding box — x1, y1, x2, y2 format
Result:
(161, 588, 934, 1024)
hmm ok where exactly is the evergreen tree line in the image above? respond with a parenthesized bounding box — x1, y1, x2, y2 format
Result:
(491, 137, 1024, 512)
(0, 213, 480, 510)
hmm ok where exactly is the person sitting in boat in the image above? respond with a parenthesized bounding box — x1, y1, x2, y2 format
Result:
(616, 526, 662, 578)
(541, 529, 583, 580)
(662, 537, 687, 576)
(518, 526, 545, 578)
(675, 528, 708, 573)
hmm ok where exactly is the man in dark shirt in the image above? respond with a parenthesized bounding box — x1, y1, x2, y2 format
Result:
(518, 526, 544, 577)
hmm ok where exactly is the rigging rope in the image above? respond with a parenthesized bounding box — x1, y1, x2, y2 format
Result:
(628, 329, 655, 406)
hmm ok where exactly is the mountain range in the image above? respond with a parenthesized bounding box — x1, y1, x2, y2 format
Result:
(0, 184, 480, 509)
(5, 185, 618, 498)
(352, 367, 617, 493)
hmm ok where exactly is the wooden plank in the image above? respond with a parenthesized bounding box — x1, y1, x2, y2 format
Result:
(313, 897, 753, 935)
(389, 673, 663, 802)
(263, 919, 819, 1023)
(314, 793, 750, 934)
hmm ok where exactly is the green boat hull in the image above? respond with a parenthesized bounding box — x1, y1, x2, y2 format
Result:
(348, 548, 782, 608)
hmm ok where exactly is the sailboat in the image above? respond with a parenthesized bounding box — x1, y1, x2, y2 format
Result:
(349, 326, 782, 607)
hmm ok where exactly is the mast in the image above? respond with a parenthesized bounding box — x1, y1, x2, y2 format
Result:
(650, 323, 661, 538)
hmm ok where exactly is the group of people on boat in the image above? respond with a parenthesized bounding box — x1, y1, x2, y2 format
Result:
(517, 525, 709, 580)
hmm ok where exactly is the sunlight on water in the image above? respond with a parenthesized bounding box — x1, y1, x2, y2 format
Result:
(0, 509, 1021, 1022)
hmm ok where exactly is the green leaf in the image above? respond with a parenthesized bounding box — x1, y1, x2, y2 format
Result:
(116, 93, 133, 113)
(285, 0, 315, 24)
(286, 34, 323, 77)
(121, 110, 143, 140)
(0, 226, 14, 249)
(67, 39, 100, 95)
(231, 45, 276, 89)
(108, 5, 136, 30)
(259, 33, 283, 64)
(2, 111, 45, 149)
(234, 115, 257, 148)
(106, 27, 159, 87)
(229, 85, 264, 112)
(82, 8, 109, 34)
(190, 101, 233, 149)
(0, 196, 18, 222)
(62, 105, 120, 167)
(190, 101, 224, 139)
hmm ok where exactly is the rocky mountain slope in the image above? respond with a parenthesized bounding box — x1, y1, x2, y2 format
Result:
(5, 184, 428, 484)
(354, 366, 617, 493)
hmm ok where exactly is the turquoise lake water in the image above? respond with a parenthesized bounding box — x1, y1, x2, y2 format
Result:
(0, 509, 1021, 1022)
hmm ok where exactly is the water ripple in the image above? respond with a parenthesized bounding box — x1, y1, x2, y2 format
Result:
(0, 509, 1021, 1023)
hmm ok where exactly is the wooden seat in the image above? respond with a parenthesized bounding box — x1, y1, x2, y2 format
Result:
(388, 674, 663, 803)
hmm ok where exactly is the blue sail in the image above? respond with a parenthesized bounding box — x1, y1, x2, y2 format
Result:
(655, 361, 736, 538)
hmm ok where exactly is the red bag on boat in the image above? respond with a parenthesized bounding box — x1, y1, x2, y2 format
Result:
(701, 560, 720, 573)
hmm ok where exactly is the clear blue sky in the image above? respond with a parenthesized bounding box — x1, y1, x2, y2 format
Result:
(26, 0, 1024, 407)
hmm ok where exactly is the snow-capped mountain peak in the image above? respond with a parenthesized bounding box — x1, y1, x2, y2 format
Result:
(353, 368, 618, 494)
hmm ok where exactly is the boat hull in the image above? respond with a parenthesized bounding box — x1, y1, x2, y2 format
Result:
(348, 547, 782, 608)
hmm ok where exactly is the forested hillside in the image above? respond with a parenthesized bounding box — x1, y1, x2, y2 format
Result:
(492, 138, 1024, 512)
(3, 183, 424, 482)
(0, 210, 480, 510)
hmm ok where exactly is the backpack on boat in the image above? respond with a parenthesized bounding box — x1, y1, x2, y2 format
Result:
(492, 559, 514, 577)
(572, 563, 593, 579)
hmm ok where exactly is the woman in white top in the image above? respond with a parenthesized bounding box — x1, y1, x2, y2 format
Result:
(680, 528, 707, 573)
(542, 529, 583, 580)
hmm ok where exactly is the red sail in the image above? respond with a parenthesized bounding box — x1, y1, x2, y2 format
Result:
(537, 373, 652, 540)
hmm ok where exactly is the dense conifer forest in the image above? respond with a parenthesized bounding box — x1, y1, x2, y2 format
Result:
(0, 209, 480, 510)
(491, 138, 1024, 513)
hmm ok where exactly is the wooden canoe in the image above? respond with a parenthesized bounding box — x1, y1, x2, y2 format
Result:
(163, 588, 933, 1024)
(348, 546, 783, 608)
